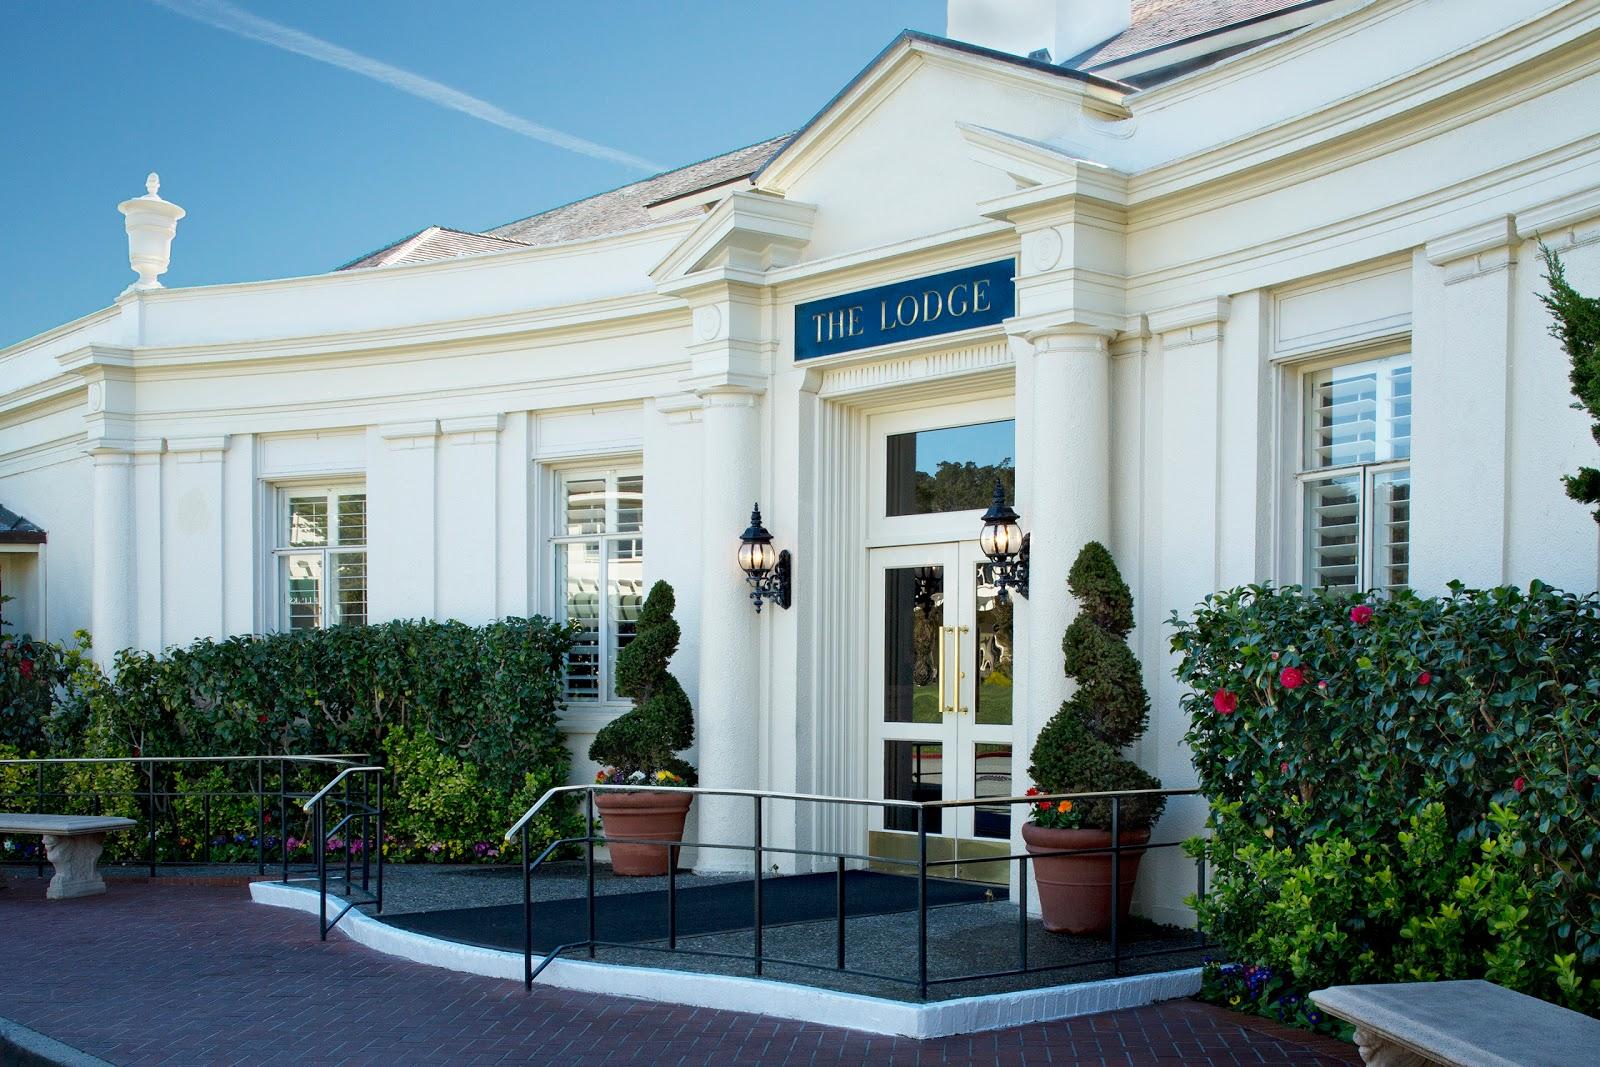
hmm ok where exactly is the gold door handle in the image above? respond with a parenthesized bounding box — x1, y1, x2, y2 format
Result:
(938, 625, 954, 715)
(956, 625, 970, 715)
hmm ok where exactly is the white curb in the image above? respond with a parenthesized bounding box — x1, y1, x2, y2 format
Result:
(250, 880, 1201, 1038)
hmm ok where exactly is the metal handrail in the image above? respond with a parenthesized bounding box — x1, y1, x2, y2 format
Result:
(504, 782, 1196, 841)
(0, 753, 369, 766)
(302, 766, 384, 812)
(505, 782, 1210, 998)
(1, 751, 386, 940)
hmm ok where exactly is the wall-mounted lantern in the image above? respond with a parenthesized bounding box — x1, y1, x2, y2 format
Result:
(978, 481, 1029, 603)
(737, 504, 792, 613)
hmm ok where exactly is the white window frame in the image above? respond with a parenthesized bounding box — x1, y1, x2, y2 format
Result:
(270, 482, 368, 631)
(1290, 348, 1412, 593)
(549, 464, 644, 707)
(866, 394, 1017, 547)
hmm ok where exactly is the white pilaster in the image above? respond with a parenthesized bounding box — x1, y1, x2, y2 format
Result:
(370, 420, 439, 622)
(89, 444, 138, 665)
(1413, 219, 1519, 593)
(437, 415, 502, 624)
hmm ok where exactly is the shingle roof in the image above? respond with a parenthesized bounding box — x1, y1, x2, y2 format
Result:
(1070, 0, 1328, 69)
(339, 226, 533, 272)
(484, 135, 791, 246)
(0, 504, 45, 545)
(335, 136, 789, 273)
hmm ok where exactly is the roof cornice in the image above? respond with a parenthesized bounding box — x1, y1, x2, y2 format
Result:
(1126, 0, 1600, 212)
(650, 189, 817, 285)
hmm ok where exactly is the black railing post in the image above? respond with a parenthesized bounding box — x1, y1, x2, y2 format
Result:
(1110, 794, 1122, 977)
(835, 855, 846, 970)
(342, 773, 353, 889)
(752, 795, 764, 977)
(667, 845, 678, 950)
(256, 760, 266, 876)
(278, 758, 289, 884)
(1018, 853, 1029, 973)
(374, 772, 384, 913)
(146, 761, 157, 877)
(316, 800, 327, 941)
(585, 789, 596, 959)
(1196, 847, 1207, 950)
(34, 763, 45, 877)
(522, 823, 533, 990)
(203, 791, 212, 865)
(917, 806, 928, 1000)
(360, 771, 371, 893)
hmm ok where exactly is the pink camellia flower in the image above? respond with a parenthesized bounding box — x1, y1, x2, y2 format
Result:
(1270, 651, 1280, 661)
(1280, 761, 1290, 774)
(1317, 680, 1329, 691)
(1213, 689, 1239, 715)
(1417, 671, 1432, 686)
(1350, 604, 1374, 625)
(1514, 776, 1528, 794)
(1279, 667, 1306, 690)
(18, 658, 34, 680)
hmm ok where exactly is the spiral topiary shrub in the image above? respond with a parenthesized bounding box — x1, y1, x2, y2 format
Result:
(1028, 541, 1165, 829)
(588, 580, 696, 783)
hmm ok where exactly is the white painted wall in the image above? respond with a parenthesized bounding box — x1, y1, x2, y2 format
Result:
(0, 0, 1595, 931)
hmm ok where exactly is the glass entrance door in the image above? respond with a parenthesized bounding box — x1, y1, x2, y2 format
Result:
(868, 542, 1015, 883)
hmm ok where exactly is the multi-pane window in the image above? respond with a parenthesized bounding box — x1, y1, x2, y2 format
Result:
(552, 469, 643, 702)
(1300, 354, 1411, 594)
(274, 487, 367, 630)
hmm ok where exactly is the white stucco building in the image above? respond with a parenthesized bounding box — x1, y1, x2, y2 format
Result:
(4, 0, 1599, 922)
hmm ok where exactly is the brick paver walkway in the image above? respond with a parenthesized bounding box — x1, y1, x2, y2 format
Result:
(0, 876, 1359, 1065)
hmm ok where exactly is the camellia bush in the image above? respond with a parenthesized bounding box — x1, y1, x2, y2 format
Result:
(0, 617, 581, 865)
(1172, 582, 1600, 1023)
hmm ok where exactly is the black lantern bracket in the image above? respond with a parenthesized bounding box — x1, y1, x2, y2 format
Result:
(748, 549, 793, 613)
(993, 533, 1029, 603)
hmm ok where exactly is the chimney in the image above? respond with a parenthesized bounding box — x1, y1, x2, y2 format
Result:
(117, 173, 185, 294)
(946, 0, 1131, 65)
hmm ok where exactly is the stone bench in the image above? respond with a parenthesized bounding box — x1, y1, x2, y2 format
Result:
(1311, 979, 1600, 1066)
(0, 814, 137, 899)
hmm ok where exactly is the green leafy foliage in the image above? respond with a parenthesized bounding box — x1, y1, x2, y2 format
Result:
(588, 581, 696, 783)
(1539, 244, 1600, 521)
(1028, 542, 1164, 830)
(1172, 582, 1600, 1015)
(0, 631, 94, 752)
(0, 616, 581, 864)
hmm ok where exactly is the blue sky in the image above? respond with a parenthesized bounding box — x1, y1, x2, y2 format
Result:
(4, 1, 945, 347)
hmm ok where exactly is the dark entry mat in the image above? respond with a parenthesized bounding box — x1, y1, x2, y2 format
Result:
(380, 870, 1004, 953)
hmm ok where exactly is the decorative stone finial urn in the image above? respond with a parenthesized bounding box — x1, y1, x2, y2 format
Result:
(116, 172, 185, 294)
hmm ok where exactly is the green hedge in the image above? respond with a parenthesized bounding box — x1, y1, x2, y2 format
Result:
(1172, 582, 1600, 1019)
(0, 617, 581, 864)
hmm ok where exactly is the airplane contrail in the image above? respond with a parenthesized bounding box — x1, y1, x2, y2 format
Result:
(150, 0, 663, 173)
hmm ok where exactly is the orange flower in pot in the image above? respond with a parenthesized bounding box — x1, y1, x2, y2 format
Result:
(1023, 542, 1165, 934)
(587, 581, 697, 877)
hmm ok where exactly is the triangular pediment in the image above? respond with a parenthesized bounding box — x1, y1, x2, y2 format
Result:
(746, 32, 1132, 262)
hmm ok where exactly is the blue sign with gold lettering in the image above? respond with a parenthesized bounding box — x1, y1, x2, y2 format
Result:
(794, 259, 1015, 361)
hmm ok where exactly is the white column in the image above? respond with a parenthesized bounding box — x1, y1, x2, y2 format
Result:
(89, 446, 137, 665)
(694, 388, 763, 872)
(1019, 327, 1114, 758)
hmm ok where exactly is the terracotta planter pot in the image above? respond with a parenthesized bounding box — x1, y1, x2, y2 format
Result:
(594, 791, 693, 877)
(1021, 823, 1151, 935)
